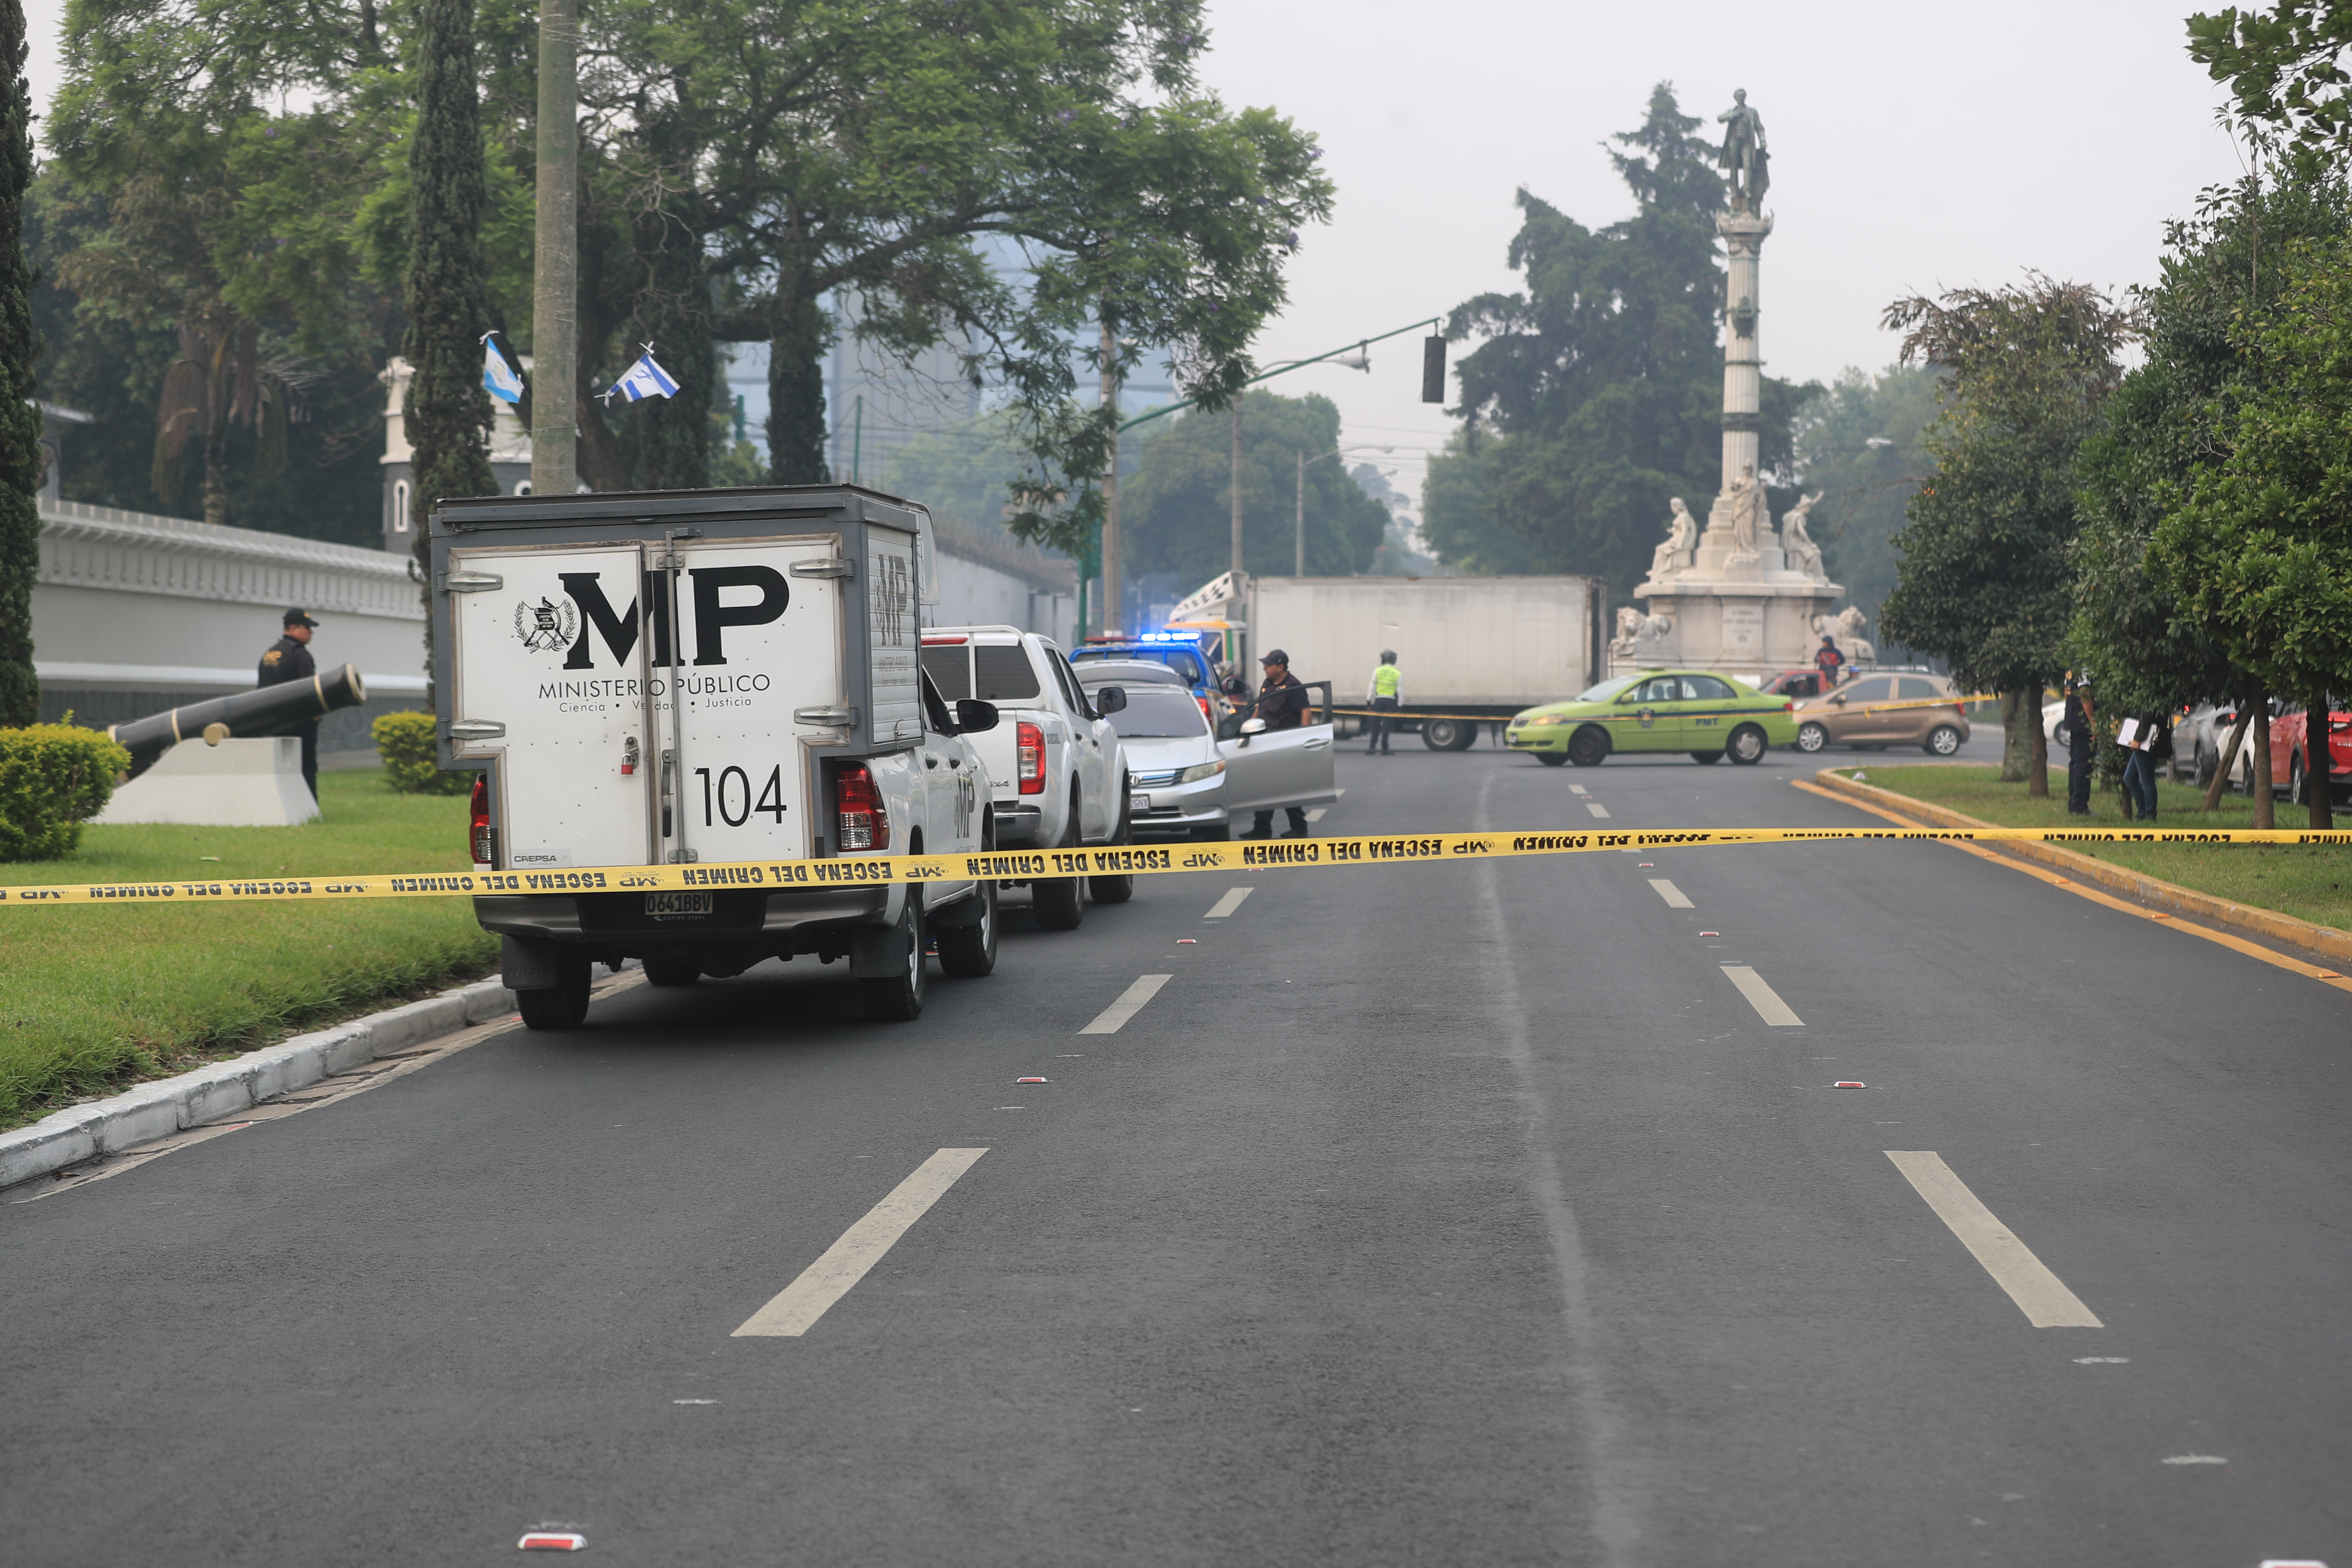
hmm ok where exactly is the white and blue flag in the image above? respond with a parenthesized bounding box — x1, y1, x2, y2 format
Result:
(610, 346, 681, 403)
(481, 334, 525, 404)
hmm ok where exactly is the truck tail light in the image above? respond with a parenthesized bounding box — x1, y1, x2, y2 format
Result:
(1017, 721, 1046, 795)
(469, 774, 493, 865)
(835, 762, 888, 851)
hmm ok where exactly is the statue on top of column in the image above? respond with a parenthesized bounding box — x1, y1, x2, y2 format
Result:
(1718, 89, 1770, 214)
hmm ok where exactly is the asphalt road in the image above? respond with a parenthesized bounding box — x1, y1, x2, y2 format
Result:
(5, 736, 2347, 1567)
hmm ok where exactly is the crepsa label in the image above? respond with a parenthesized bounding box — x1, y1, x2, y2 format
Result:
(1, 824, 2346, 908)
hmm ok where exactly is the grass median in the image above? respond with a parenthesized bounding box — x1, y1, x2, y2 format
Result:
(0, 769, 496, 1133)
(1834, 764, 2352, 934)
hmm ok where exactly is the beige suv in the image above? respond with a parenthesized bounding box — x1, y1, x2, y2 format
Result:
(1791, 672, 1970, 756)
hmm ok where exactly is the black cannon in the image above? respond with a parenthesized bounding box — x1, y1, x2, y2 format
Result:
(107, 664, 369, 780)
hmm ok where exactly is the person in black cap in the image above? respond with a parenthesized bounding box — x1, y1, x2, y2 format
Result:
(1238, 648, 1313, 839)
(2061, 670, 2095, 816)
(259, 609, 322, 801)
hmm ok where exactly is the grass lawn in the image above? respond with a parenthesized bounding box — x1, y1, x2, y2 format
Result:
(0, 769, 496, 1132)
(1836, 764, 2352, 934)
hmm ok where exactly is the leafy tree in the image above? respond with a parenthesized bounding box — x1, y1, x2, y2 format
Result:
(2188, 1, 2352, 162)
(1120, 389, 1387, 587)
(1419, 431, 1538, 575)
(2071, 173, 2348, 815)
(0, 0, 38, 725)
(402, 0, 499, 573)
(1441, 83, 1813, 594)
(1877, 277, 2140, 792)
(2152, 227, 2352, 827)
(1786, 364, 1942, 635)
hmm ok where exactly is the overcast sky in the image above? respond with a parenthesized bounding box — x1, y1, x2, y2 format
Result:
(1198, 0, 2249, 503)
(19, 0, 2249, 507)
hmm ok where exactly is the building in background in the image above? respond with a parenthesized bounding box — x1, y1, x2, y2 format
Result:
(378, 358, 534, 556)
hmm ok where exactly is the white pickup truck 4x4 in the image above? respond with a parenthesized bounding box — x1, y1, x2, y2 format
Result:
(430, 486, 1001, 1029)
(919, 626, 1132, 927)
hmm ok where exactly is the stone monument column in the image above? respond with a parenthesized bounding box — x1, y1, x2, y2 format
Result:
(1716, 210, 1772, 493)
(1614, 89, 1844, 683)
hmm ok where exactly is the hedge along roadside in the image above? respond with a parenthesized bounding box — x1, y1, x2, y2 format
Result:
(372, 711, 473, 796)
(4, 825, 2350, 908)
(0, 725, 130, 861)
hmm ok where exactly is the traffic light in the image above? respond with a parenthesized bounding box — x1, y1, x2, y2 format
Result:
(1421, 335, 1446, 404)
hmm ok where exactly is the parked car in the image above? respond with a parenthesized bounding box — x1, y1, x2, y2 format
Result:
(2268, 697, 2352, 806)
(1757, 668, 1833, 700)
(1069, 632, 1221, 699)
(1075, 666, 1232, 839)
(1507, 669, 1796, 766)
(922, 625, 1133, 925)
(1791, 672, 1971, 756)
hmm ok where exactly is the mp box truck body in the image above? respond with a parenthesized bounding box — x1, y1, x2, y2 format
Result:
(429, 484, 997, 1027)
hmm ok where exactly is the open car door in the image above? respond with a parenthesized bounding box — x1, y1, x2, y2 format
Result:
(1218, 681, 1338, 815)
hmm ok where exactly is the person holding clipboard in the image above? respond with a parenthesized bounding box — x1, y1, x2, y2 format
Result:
(2116, 710, 2171, 819)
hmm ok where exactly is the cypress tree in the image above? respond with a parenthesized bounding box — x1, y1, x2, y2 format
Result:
(402, 0, 497, 594)
(766, 287, 830, 484)
(0, 0, 43, 727)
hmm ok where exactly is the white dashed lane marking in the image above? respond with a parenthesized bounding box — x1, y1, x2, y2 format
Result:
(1648, 878, 1693, 909)
(1304, 808, 1326, 823)
(1884, 1152, 2103, 1329)
(1720, 965, 1803, 1026)
(732, 1148, 989, 1338)
(1584, 801, 1611, 819)
(1204, 887, 1254, 919)
(1568, 784, 1589, 796)
(1079, 974, 1173, 1035)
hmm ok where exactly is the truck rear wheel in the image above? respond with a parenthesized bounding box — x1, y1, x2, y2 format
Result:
(935, 879, 998, 978)
(1034, 808, 1085, 931)
(1422, 717, 1476, 751)
(858, 891, 928, 1021)
(516, 949, 593, 1031)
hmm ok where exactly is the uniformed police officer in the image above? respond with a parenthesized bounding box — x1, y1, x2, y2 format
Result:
(1365, 651, 1400, 755)
(260, 608, 322, 801)
(1239, 649, 1313, 840)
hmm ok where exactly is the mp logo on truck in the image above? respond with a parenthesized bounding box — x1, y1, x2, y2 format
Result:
(513, 596, 580, 654)
(554, 566, 790, 670)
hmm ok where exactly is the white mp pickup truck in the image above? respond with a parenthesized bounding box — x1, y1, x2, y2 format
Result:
(919, 625, 1134, 928)
(429, 485, 1002, 1029)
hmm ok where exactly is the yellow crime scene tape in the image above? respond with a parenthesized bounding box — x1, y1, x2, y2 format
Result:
(1325, 694, 2002, 722)
(3, 824, 2346, 908)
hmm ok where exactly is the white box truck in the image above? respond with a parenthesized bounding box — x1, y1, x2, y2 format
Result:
(1235, 576, 1608, 750)
(430, 486, 1001, 1029)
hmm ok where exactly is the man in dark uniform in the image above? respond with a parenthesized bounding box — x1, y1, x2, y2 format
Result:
(1239, 648, 1313, 840)
(2062, 671, 2095, 816)
(259, 608, 322, 801)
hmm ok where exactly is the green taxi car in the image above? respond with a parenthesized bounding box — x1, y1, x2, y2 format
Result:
(1505, 669, 1798, 767)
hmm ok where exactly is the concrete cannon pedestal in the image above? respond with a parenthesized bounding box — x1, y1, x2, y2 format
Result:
(93, 737, 320, 828)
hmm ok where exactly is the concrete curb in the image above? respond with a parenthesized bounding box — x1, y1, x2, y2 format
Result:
(0, 977, 517, 1191)
(1811, 767, 2352, 966)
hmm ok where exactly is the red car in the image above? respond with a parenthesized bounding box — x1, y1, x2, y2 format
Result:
(2267, 697, 2352, 807)
(1757, 668, 1834, 700)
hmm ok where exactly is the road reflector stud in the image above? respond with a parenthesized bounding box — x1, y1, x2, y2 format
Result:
(1699, 931, 1720, 937)
(1638, 862, 1654, 867)
(1017, 1076, 1047, 1084)
(519, 1532, 588, 1551)
(1834, 1081, 1865, 1089)
(1176, 937, 1197, 943)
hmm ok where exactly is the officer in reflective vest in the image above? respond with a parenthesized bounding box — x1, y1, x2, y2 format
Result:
(1365, 652, 1401, 755)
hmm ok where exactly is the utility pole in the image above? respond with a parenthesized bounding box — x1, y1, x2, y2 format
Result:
(1230, 404, 1243, 577)
(1099, 312, 1121, 636)
(1294, 450, 1305, 576)
(529, 0, 579, 496)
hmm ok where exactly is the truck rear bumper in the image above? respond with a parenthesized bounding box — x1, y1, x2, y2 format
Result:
(990, 802, 1046, 845)
(474, 886, 894, 947)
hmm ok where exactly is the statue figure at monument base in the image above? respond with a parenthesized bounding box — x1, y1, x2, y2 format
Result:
(1647, 496, 1697, 580)
(1712, 462, 1768, 566)
(1779, 490, 1827, 581)
(1812, 605, 1875, 666)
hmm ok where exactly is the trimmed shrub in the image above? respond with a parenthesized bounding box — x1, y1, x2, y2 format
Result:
(0, 724, 133, 861)
(373, 710, 469, 795)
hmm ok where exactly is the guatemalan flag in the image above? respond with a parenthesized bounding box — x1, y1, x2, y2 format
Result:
(612, 346, 681, 402)
(481, 334, 526, 404)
